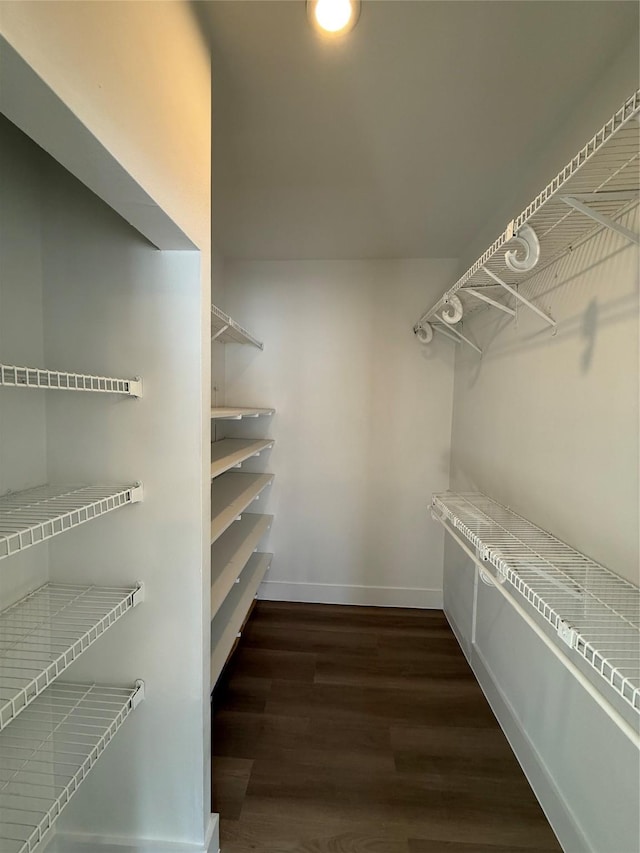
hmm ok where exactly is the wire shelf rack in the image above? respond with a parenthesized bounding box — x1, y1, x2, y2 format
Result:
(0, 681, 143, 853)
(433, 492, 640, 715)
(0, 584, 142, 732)
(0, 364, 142, 397)
(0, 484, 143, 562)
(415, 90, 640, 340)
(211, 305, 264, 349)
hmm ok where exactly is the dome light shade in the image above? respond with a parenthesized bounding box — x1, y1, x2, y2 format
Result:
(307, 0, 361, 36)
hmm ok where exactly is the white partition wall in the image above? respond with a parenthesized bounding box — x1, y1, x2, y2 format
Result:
(0, 3, 214, 849)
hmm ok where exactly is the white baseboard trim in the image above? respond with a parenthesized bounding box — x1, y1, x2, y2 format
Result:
(258, 580, 443, 609)
(444, 607, 589, 853)
(48, 815, 219, 853)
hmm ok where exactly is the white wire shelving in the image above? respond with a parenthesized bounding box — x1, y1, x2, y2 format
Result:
(211, 514, 273, 619)
(211, 407, 275, 420)
(210, 552, 272, 690)
(0, 584, 143, 732)
(0, 484, 143, 562)
(211, 472, 274, 545)
(432, 492, 640, 717)
(211, 438, 274, 479)
(414, 90, 640, 352)
(211, 305, 264, 349)
(0, 681, 144, 853)
(0, 364, 142, 397)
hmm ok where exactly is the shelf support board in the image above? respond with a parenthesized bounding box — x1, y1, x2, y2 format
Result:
(561, 195, 640, 245)
(482, 267, 556, 329)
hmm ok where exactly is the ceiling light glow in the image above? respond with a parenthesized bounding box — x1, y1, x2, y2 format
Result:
(307, 0, 361, 36)
(315, 0, 352, 32)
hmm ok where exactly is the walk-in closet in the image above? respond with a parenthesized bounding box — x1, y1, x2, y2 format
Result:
(0, 2, 638, 852)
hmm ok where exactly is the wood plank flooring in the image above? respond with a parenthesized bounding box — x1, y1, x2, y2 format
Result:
(212, 601, 562, 853)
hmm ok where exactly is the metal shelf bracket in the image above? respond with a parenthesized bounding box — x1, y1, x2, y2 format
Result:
(132, 679, 146, 709)
(129, 483, 144, 503)
(561, 195, 640, 245)
(132, 583, 145, 606)
(482, 267, 556, 329)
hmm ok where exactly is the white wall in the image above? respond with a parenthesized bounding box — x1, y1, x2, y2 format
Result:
(0, 0, 211, 252)
(450, 209, 639, 582)
(0, 1, 214, 843)
(445, 200, 639, 849)
(0, 116, 49, 607)
(223, 259, 457, 607)
(0, 112, 212, 848)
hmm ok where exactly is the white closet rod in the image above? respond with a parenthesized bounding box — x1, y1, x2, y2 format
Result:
(433, 514, 640, 749)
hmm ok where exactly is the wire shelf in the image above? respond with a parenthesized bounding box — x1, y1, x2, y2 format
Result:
(0, 584, 142, 732)
(211, 305, 264, 349)
(433, 492, 640, 714)
(0, 364, 142, 397)
(415, 90, 640, 334)
(0, 484, 143, 562)
(0, 681, 143, 853)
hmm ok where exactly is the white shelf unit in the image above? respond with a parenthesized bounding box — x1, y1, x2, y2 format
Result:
(414, 90, 640, 351)
(0, 681, 144, 853)
(0, 484, 143, 561)
(210, 552, 272, 690)
(211, 514, 273, 620)
(0, 583, 142, 731)
(0, 364, 142, 397)
(211, 438, 274, 479)
(432, 492, 640, 716)
(211, 472, 274, 545)
(211, 304, 264, 349)
(211, 407, 275, 420)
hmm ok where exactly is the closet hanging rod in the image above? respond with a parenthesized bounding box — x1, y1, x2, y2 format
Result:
(414, 89, 640, 343)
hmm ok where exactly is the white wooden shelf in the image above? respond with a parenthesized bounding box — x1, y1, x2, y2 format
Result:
(0, 583, 142, 732)
(0, 364, 142, 397)
(414, 90, 640, 350)
(210, 552, 271, 690)
(211, 472, 274, 544)
(211, 514, 273, 620)
(0, 484, 143, 562)
(211, 438, 274, 479)
(211, 407, 275, 420)
(432, 492, 640, 715)
(211, 304, 263, 349)
(0, 681, 144, 853)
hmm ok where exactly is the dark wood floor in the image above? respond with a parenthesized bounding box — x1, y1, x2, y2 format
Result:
(212, 601, 562, 853)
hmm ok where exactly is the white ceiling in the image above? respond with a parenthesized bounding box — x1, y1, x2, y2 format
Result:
(204, 1, 639, 260)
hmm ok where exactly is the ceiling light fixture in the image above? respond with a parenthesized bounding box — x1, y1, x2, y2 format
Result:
(307, 0, 361, 36)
